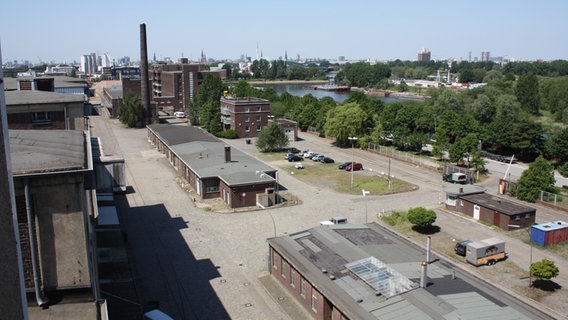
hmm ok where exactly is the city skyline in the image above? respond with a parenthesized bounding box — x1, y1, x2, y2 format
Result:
(1, 0, 567, 64)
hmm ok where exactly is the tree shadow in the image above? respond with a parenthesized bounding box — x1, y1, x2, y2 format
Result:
(532, 279, 562, 292)
(412, 225, 441, 235)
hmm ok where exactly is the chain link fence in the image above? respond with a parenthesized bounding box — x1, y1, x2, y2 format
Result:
(539, 190, 568, 209)
(367, 142, 442, 171)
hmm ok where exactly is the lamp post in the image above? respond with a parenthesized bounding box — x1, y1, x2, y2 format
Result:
(508, 224, 533, 287)
(362, 189, 370, 223)
(348, 136, 357, 188)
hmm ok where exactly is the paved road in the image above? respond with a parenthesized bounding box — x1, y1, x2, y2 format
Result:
(90, 114, 567, 319)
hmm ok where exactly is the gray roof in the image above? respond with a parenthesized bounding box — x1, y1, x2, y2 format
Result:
(10, 130, 88, 175)
(5, 90, 85, 105)
(148, 124, 276, 185)
(459, 193, 536, 216)
(3, 76, 88, 90)
(443, 184, 485, 196)
(268, 223, 533, 320)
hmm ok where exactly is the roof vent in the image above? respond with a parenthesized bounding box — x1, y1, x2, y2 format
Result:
(356, 298, 363, 303)
(321, 269, 327, 274)
(329, 275, 336, 280)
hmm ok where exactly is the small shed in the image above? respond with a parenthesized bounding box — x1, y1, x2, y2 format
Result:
(457, 193, 536, 230)
(531, 221, 568, 246)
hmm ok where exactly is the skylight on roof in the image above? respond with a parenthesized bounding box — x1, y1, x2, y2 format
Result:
(345, 256, 417, 298)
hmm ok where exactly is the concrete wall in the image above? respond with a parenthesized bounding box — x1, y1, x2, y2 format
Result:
(7, 100, 84, 130)
(14, 173, 92, 292)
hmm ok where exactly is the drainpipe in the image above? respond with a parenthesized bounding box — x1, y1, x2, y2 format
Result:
(25, 179, 46, 307)
(426, 236, 431, 264)
(420, 261, 428, 288)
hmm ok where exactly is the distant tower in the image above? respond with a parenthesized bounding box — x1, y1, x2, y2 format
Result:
(481, 51, 490, 62)
(468, 51, 472, 62)
(256, 44, 260, 61)
(417, 48, 431, 61)
(285, 50, 288, 61)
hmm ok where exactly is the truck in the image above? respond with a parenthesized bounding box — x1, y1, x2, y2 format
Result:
(460, 238, 507, 266)
(443, 172, 468, 184)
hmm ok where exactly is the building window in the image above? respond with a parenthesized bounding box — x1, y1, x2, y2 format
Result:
(525, 213, 531, 219)
(300, 278, 306, 298)
(281, 260, 286, 278)
(245, 107, 250, 112)
(32, 112, 51, 123)
(257, 106, 261, 111)
(204, 179, 219, 193)
(256, 115, 261, 122)
(290, 268, 296, 287)
(245, 116, 250, 122)
(273, 252, 277, 270)
(256, 125, 261, 132)
(245, 126, 250, 132)
(311, 294, 318, 313)
(515, 215, 521, 221)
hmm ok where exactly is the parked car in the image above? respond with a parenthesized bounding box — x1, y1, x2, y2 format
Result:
(284, 153, 295, 160)
(294, 162, 304, 169)
(173, 111, 185, 118)
(302, 151, 315, 158)
(287, 147, 301, 154)
(312, 154, 325, 162)
(345, 162, 363, 171)
(320, 157, 334, 163)
(288, 155, 304, 162)
(338, 162, 353, 170)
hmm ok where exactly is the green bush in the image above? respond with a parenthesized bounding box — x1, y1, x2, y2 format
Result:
(382, 211, 407, 226)
(216, 130, 238, 139)
(407, 207, 437, 228)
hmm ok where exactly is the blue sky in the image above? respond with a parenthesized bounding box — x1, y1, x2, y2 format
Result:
(1, 0, 566, 64)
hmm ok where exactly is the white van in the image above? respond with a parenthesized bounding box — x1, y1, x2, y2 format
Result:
(320, 216, 348, 226)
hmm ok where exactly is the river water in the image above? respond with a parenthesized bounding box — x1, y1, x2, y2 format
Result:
(254, 82, 402, 104)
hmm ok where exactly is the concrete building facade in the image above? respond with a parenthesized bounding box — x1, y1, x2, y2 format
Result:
(9, 129, 100, 318)
(220, 97, 270, 138)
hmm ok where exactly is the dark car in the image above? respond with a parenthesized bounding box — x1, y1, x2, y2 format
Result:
(288, 155, 304, 162)
(284, 153, 295, 160)
(320, 157, 334, 163)
(287, 147, 301, 154)
(345, 162, 363, 171)
(338, 162, 352, 170)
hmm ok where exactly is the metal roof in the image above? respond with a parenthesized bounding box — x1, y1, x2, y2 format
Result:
(10, 130, 88, 175)
(532, 221, 568, 232)
(267, 223, 534, 319)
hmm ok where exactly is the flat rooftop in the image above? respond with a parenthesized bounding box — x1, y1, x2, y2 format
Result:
(10, 130, 88, 175)
(268, 223, 541, 319)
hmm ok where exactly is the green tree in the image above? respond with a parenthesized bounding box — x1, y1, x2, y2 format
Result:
(472, 94, 495, 124)
(323, 102, 367, 145)
(118, 92, 144, 127)
(558, 162, 568, 177)
(255, 123, 289, 152)
(515, 73, 540, 115)
(193, 74, 226, 130)
(530, 259, 559, 286)
(516, 156, 556, 202)
(407, 207, 437, 229)
(545, 127, 568, 165)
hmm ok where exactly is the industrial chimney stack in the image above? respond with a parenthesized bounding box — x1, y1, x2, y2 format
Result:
(140, 23, 152, 126)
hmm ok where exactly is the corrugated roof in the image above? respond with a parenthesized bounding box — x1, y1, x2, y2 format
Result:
(10, 129, 87, 175)
(459, 193, 535, 216)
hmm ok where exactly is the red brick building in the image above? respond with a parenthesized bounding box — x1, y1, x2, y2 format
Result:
(220, 96, 270, 138)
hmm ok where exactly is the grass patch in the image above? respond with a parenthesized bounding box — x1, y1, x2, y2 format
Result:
(285, 162, 417, 195)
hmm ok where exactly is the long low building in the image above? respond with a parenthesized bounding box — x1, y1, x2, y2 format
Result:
(147, 124, 278, 208)
(268, 223, 551, 320)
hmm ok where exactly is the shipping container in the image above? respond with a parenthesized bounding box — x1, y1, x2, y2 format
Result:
(531, 221, 568, 247)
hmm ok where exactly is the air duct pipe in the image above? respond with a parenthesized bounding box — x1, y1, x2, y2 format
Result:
(25, 179, 46, 307)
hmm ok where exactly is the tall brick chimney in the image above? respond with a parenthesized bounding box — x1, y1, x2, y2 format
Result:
(140, 23, 152, 126)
